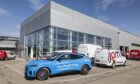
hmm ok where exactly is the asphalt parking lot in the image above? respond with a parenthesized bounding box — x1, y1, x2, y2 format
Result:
(0, 59, 140, 84)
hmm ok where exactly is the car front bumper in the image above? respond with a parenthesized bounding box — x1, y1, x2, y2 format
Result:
(25, 66, 37, 78)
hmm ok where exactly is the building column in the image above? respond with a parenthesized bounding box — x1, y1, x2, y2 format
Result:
(84, 34, 86, 43)
(94, 36, 96, 44)
(103, 38, 105, 48)
(23, 36, 27, 58)
(49, 27, 54, 54)
(69, 31, 72, 50)
(30, 46, 33, 59)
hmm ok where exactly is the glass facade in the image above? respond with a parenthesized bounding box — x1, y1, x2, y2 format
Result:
(24, 27, 50, 58)
(86, 34, 94, 44)
(72, 32, 84, 48)
(53, 28, 70, 51)
(24, 26, 112, 58)
(96, 36, 103, 46)
(105, 38, 112, 49)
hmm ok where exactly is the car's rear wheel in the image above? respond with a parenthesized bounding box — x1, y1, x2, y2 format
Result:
(80, 65, 89, 75)
(36, 68, 50, 80)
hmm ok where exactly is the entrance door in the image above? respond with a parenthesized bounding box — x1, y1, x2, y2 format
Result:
(33, 45, 37, 58)
(27, 46, 34, 59)
(27, 46, 31, 58)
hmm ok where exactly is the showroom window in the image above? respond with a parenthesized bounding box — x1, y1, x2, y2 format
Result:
(105, 38, 112, 49)
(96, 36, 103, 46)
(120, 46, 124, 51)
(56, 28, 69, 40)
(43, 27, 50, 54)
(72, 31, 84, 49)
(24, 27, 51, 58)
(53, 27, 70, 51)
(86, 34, 94, 44)
(72, 42, 78, 49)
(78, 32, 84, 43)
(56, 40, 69, 50)
(72, 31, 78, 42)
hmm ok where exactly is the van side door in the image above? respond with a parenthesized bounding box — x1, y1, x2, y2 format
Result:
(115, 51, 121, 65)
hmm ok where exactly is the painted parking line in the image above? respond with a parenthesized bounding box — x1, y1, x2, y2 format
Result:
(0, 62, 24, 76)
(0, 61, 137, 83)
(46, 65, 137, 83)
(13, 63, 26, 66)
(16, 58, 28, 63)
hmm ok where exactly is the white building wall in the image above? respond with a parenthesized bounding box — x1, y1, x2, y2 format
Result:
(50, 1, 119, 49)
(20, 1, 140, 52)
(119, 30, 140, 50)
(20, 2, 51, 48)
(0, 41, 16, 48)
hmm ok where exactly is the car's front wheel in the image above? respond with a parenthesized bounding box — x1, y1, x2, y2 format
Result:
(80, 65, 89, 75)
(36, 68, 50, 80)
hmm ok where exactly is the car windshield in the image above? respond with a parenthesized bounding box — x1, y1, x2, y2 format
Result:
(47, 53, 62, 61)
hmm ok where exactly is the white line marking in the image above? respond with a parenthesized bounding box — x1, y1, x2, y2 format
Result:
(0, 62, 24, 76)
(0, 61, 137, 83)
(16, 58, 27, 62)
(46, 65, 136, 83)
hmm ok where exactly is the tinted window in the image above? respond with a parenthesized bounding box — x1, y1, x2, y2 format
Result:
(47, 53, 62, 61)
(70, 54, 83, 60)
(59, 54, 70, 60)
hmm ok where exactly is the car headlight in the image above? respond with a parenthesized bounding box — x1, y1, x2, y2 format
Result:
(29, 65, 38, 67)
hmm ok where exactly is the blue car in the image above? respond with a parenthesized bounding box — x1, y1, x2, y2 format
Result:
(25, 53, 92, 80)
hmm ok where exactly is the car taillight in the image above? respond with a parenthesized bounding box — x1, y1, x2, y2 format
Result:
(72, 49, 77, 53)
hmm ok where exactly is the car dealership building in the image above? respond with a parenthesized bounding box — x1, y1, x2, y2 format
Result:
(20, 1, 140, 58)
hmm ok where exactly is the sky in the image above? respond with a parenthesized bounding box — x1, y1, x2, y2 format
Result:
(0, 0, 140, 37)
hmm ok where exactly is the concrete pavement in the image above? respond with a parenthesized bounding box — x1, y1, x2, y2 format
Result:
(0, 59, 140, 84)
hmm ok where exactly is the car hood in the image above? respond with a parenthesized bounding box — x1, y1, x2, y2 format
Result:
(26, 59, 52, 66)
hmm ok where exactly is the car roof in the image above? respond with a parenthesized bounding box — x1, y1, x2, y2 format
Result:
(58, 52, 85, 56)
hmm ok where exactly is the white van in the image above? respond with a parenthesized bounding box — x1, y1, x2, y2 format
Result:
(53, 50, 72, 53)
(78, 44, 102, 58)
(94, 49, 126, 68)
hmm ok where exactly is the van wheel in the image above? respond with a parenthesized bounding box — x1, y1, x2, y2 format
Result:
(112, 62, 116, 68)
(95, 64, 100, 67)
(36, 68, 50, 80)
(80, 65, 89, 75)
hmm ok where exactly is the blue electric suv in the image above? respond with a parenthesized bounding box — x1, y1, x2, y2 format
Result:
(25, 53, 92, 80)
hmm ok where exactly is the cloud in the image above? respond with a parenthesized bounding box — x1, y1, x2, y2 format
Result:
(94, 0, 135, 13)
(101, 0, 113, 11)
(0, 8, 9, 16)
(115, 0, 135, 8)
(94, 0, 135, 21)
(28, 0, 44, 10)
